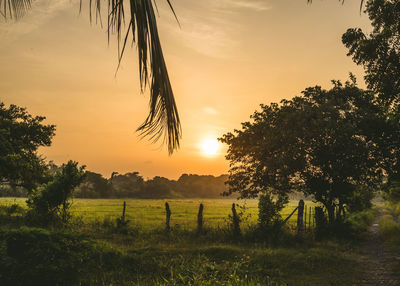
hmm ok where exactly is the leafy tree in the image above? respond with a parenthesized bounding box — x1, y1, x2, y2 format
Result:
(175, 174, 229, 198)
(343, 0, 400, 106)
(27, 161, 86, 224)
(342, 0, 400, 194)
(75, 171, 110, 198)
(142, 176, 176, 198)
(109, 171, 144, 198)
(0, 102, 55, 192)
(220, 80, 383, 222)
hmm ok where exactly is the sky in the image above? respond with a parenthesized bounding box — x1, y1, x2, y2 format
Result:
(0, 0, 371, 179)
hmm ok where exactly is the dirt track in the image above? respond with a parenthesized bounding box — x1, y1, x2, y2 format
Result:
(359, 209, 400, 285)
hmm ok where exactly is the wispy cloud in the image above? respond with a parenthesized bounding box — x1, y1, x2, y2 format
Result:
(203, 107, 219, 115)
(215, 0, 272, 12)
(0, 0, 75, 42)
(160, 0, 271, 58)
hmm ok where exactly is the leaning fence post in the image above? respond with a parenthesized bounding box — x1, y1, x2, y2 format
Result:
(165, 202, 171, 231)
(231, 203, 241, 237)
(297, 199, 304, 237)
(197, 203, 204, 234)
(121, 201, 126, 223)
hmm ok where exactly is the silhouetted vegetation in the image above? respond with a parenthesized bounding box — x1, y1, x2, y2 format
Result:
(75, 171, 230, 199)
(0, 102, 55, 193)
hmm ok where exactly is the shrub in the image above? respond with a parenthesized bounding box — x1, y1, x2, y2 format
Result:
(345, 208, 378, 234)
(258, 194, 288, 230)
(345, 186, 374, 212)
(26, 161, 85, 226)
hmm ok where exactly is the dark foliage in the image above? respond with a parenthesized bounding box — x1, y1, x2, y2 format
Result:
(0, 102, 55, 193)
(26, 161, 86, 225)
(220, 79, 384, 223)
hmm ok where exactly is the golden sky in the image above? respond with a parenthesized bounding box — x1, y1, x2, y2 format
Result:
(0, 0, 370, 179)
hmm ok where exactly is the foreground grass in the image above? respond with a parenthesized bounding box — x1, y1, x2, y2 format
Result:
(0, 198, 369, 285)
(0, 226, 362, 286)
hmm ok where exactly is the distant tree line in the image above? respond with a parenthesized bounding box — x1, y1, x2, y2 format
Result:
(1, 166, 230, 199)
(77, 172, 229, 199)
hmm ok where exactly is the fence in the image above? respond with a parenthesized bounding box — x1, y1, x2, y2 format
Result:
(68, 199, 322, 235)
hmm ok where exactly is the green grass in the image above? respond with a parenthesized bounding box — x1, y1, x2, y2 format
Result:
(0, 198, 317, 231)
(0, 226, 362, 286)
(0, 198, 365, 285)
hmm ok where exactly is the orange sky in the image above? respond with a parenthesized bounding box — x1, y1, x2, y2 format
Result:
(0, 0, 371, 179)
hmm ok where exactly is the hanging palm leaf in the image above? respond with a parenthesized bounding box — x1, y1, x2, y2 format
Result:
(0, 0, 181, 154)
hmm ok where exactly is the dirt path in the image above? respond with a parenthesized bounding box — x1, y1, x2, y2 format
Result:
(359, 209, 400, 285)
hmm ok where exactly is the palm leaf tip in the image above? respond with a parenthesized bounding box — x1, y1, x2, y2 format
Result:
(88, 0, 182, 153)
(132, 0, 181, 154)
(0, 0, 32, 19)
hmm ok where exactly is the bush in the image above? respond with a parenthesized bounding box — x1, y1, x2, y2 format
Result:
(345, 208, 378, 234)
(26, 161, 85, 226)
(383, 177, 400, 203)
(345, 186, 374, 212)
(258, 194, 286, 230)
(378, 214, 400, 240)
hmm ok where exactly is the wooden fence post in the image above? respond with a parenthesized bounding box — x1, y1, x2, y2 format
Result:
(304, 206, 307, 232)
(121, 201, 126, 223)
(231, 203, 241, 237)
(308, 206, 311, 231)
(197, 203, 204, 233)
(297, 199, 304, 237)
(165, 202, 171, 231)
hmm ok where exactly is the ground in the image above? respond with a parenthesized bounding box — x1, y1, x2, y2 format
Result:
(360, 208, 400, 285)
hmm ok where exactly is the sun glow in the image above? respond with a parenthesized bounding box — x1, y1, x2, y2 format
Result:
(201, 138, 219, 156)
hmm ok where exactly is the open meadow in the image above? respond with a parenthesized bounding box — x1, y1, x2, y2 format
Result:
(0, 198, 316, 231)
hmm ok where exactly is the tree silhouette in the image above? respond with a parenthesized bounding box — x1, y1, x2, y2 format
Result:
(0, 0, 181, 154)
(220, 79, 384, 223)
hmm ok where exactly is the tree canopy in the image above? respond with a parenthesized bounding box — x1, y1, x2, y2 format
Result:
(220, 79, 384, 222)
(343, 0, 400, 106)
(343, 0, 400, 181)
(0, 102, 56, 192)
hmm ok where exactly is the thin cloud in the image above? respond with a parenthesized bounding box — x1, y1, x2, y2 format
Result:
(0, 0, 74, 42)
(204, 107, 219, 115)
(215, 0, 272, 12)
(160, 0, 271, 58)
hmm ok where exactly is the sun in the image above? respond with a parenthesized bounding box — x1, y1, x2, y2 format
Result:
(201, 138, 219, 156)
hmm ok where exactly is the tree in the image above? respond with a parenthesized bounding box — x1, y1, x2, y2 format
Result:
(0, 102, 56, 192)
(75, 171, 110, 198)
(342, 0, 400, 106)
(27, 160, 86, 224)
(220, 79, 383, 223)
(109, 171, 144, 198)
(0, 0, 181, 153)
(342, 0, 400, 190)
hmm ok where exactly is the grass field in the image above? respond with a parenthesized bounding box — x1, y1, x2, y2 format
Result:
(0, 198, 317, 231)
(0, 197, 367, 285)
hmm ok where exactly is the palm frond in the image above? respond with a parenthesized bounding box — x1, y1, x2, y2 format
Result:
(2, 0, 181, 154)
(0, 0, 32, 19)
(96, 0, 181, 154)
